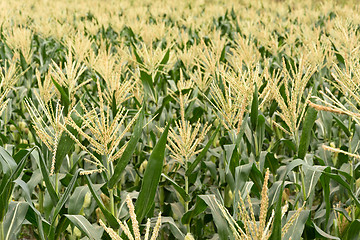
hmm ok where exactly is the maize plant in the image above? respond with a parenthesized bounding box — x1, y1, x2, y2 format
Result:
(0, 0, 359, 239)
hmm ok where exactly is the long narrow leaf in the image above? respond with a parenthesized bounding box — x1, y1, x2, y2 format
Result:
(33, 147, 59, 206)
(14, 179, 48, 240)
(85, 175, 119, 229)
(186, 125, 220, 176)
(161, 173, 190, 202)
(298, 107, 317, 159)
(135, 121, 170, 223)
(65, 215, 103, 240)
(51, 169, 81, 224)
(108, 107, 144, 189)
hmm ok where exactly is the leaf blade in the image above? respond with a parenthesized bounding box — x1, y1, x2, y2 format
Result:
(135, 121, 170, 223)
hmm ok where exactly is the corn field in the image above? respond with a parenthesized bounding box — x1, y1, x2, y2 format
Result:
(0, 0, 359, 239)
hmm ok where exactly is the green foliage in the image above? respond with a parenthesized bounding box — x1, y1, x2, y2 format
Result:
(0, 0, 359, 239)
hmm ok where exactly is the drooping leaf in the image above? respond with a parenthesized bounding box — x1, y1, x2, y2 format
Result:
(313, 222, 340, 240)
(0, 146, 17, 176)
(162, 217, 185, 239)
(14, 179, 49, 240)
(161, 173, 190, 202)
(85, 175, 119, 229)
(65, 215, 103, 240)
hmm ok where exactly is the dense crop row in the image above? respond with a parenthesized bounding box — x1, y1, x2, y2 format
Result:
(0, 0, 359, 239)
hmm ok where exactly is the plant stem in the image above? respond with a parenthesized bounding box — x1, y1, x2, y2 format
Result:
(55, 173, 59, 226)
(3, 108, 7, 136)
(182, 155, 191, 233)
(184, 173, 190, 233)
(185, 175, 189, 212)
(159, 185, 165, 213)
(55, 173, 59, 195)
(109, 189, 115, 216)
(350, 159, 356, 220)
(0, 220, 4, 240)
(300, 167, 307, 202)
(107, 155, 116, 216)
(39, 187, 44, 213)
(348, 128, 356, 221)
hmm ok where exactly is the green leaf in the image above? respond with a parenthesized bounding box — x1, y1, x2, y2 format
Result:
(54, 132, 74, 174)
(54, 216, 70, 240)
(320, 170, 331, 226)
(135, 121, 170, 223)
(256, 114, 266, 154)
(303, 164, 323, 199)
(264, 152, 279, 175)
(65, 215, 103, 240)
(283, 210, 310, 240)
(3, 202, 28, 240)
(249, 163, 264, 195)
(131, 45, 156, 100)
(234, 163, 253, 205)
(345, 219, 360, 240)
(154, 49, 170, 84)
(51, 78, 70, 112)
(161, 173, 190, 202)
(279, 159, 305, 180)
(199, 195, 233, 240)
(271, 138, 297, 153)
(270, 181, 284, 240)
(54, 102, 84, 173)
(0, 149, 29, 197)
(0, 146, 17, 176)
(334, 208, 352, 223)
(186, 125, 220, 176)
(108, 107, 144, 189)
(14, 179, 48, 240)
(250, 84, 258, 130)
(322, 168, 360, 209)
(85, 175, 119, 229)
(269, 181, 294, 207)
(48, 169, 81, 238)
(181, 196, 207, 225)
(298, 107, 317, 159)
(69, 185, 102, 215)
(51, 169, 81, 224)
(333, 115, 351, 137)
(32, 148, 59, 206)
(68, 186, 89, 215)
(161, 217, 185, 239)
(313, 222, 340, 239)
(0, 147, 34, 221)
(140, 71, 156, 100)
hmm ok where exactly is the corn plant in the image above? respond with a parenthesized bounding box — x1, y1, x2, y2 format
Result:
(0, 0, 359, 239)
